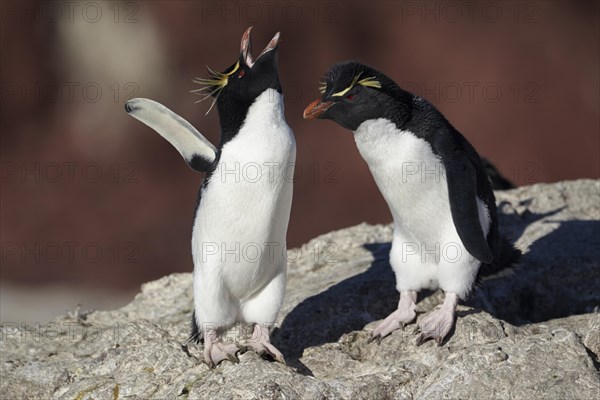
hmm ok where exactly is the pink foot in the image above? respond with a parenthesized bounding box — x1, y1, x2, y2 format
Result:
(415, 292, 458, 346)
(370, 291, 417, 343)
(243, 324, 285, 364)
(203, 330, 240, 368)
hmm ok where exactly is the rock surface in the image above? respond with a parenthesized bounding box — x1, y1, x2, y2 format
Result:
(1, 179, 599, 400)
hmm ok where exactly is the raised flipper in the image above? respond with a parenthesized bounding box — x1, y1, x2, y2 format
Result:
(125, 98, 217, 172)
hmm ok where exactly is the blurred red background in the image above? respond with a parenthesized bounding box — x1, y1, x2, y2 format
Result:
(1, 1, 599, 322)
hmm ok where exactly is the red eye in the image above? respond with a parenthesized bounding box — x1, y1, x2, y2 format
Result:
(238, 69, 245, 78)
(347, 94, 354, 100)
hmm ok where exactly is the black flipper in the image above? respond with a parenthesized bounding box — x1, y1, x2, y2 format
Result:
(433, 132, 493, 264)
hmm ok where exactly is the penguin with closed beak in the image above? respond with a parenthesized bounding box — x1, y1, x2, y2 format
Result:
(303, 61, 520, 345)
(125, 27, 295, 366)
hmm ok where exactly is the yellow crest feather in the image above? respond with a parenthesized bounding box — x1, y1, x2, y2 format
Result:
(357, 76, 382, 89)
(332, 72, 362, 97)
(318, 80, 327, 95)
(191, 61, 240, 115)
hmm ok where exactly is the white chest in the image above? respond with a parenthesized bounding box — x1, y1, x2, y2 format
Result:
(192, 90, 296, 272)
(353, 118, 453, 242)
(353, 119, 490, 295)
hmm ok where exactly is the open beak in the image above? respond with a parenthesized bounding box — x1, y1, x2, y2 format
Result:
(240, 27, 280, 68)
(303, 98, 334, 119)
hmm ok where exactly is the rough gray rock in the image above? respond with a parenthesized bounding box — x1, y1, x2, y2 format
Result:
(1, 179, 599, 400)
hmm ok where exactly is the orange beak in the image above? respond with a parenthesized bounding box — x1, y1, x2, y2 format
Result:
(303, 98, 334, 119)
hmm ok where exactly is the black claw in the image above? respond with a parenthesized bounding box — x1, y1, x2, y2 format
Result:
(370, 334, 384, 345)
(435, 336, 443, 346)
(367, 334, 379, 344)
(413, 326, 420, 335)
(270, 353, 286, 365)
(416, 333, 427, 346)
(399, 322, 405, 330)
(228, 353, 240, 364)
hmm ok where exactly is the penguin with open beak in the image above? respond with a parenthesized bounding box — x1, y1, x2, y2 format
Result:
(125, 27, 295, 366)
(304, 61, 520, 345)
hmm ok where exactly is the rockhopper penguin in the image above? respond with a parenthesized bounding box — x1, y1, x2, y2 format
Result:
(125, 28, 295, 366)
(303, 61, 520, 345)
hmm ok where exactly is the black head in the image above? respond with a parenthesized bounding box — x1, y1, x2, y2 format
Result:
(303, 61, 413, 131)
(194, 27, 281, 142)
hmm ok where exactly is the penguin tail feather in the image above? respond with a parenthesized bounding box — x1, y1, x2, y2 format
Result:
(189, 310, 203, 344)
(477, 237, 522, 283)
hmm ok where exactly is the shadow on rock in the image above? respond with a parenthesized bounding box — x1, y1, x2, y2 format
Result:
(470, 217, 600, 324)
(274, 242, 399, 371)
(276, 206, 599, 370)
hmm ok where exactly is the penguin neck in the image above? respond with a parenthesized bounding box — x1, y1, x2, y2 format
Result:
(367, 80, 415, 130)
(353, 118, 414, 166)
(218, 98, 253, 147)
(360, 95, 447, 141)
(218, 89, 283, 147)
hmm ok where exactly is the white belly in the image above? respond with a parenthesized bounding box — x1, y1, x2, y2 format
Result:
(192, 90, 295, 301)
(355, 118, 454, 244)
(354, 118, 486, 297)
